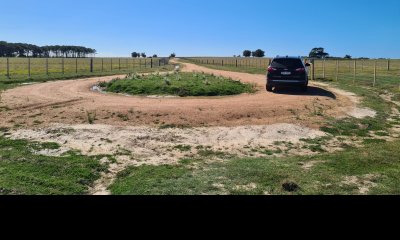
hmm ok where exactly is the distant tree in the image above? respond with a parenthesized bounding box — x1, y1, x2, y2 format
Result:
(243, 50, 252, 57)
(252, 49, 265, 58)
(141, 53, 146, 58)
(237, 55, 241, 58)
(344, 55, 352, 59)
(0, 41, 95, 58)
(233, 55, 237, 58)
(169, 53, 176, 58)
(309, 48, 329, 58)
(131, 52, 139, 58)
(153, 54, 158, 58)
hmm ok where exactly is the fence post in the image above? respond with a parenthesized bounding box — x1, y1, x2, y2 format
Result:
(111, 58, 113, 71)
(46, 58, 49, 76)
(373, 60, 377, 87)
(159, 59, 161, 67)
(28, 58, 31, 78)
(222, 60, 224, 66)
(236, 59, 238, 68)
(90, 58, 94, 73)
(336, 60, 339, 81)
(353, 60, 356, 83)
(322, 60, 326, 79)
(119, 58, 121, 70)
(151, 58, 153, 68)
(62, 58, 64, 74)
(387, 59, 390, 71)
(101, 58, 104, 72)
(76, 58, 78, 74)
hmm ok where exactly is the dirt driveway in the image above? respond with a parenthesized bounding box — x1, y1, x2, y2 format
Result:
(0, 60, 353, 128)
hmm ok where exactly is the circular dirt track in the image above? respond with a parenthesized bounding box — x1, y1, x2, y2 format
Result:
(0, 60, 353, 128)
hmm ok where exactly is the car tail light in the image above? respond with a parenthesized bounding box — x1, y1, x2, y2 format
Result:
(268, 66, 277, 73)
(296, 68, 305, 72)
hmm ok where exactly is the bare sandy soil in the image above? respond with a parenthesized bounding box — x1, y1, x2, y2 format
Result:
(0, 61, 354, 128)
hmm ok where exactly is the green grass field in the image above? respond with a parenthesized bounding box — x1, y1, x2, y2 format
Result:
(100, 72, 255, 97)
(0, 57, 170, 81)
(0, 64, 174, 92)
(0, 132, 107, 195)
(110, 140, 400, 195)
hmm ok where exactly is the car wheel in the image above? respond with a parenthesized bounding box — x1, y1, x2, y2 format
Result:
(266, 85, 273, 92)
(301, 86, 308, 92)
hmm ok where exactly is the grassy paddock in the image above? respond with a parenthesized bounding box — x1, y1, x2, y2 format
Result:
(0, 65, 174, 91)
(184, 57, 400, 87)
(184, 57, 400, 101)
(100, 72, 255, 97)
(110, 139, 400, 195)
(0, 57, 170, 81)
(0, 133, 107, 195)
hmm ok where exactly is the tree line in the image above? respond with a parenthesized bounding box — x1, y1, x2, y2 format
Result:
(233, 49, 265, 58)
(308, 48, 370, 60)
(0, 41, 97, 58)
(131, 52, 176, 58)
(131, 52, 161, 58)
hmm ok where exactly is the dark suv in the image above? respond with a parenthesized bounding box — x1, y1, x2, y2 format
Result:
(266, 56, 310, 92)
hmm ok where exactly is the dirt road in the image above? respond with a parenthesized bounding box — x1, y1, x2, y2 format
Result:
(0, 60, 353, 128)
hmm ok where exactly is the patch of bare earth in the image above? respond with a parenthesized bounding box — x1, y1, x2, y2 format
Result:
(313, 82, 377, 119)
(9, 123, 327, 161)
(234, 183, 258, 191)
(299, 161, 326, 171)
(9, 123, 327, 195)
(341, 174, 379, 194)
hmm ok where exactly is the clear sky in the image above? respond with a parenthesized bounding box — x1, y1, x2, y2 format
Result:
(1, 0, 399, 58)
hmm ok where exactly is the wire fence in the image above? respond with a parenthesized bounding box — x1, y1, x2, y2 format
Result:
(309, 59, 400, 88)
(185, 57, 400, 88)
(186, 57, 272, 69)
(0, 57, 170, 80)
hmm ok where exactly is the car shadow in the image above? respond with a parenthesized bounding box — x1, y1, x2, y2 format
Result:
(273, 86, 336, 99)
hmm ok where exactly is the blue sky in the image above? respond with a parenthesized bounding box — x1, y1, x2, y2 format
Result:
(1, 0, 399, 58)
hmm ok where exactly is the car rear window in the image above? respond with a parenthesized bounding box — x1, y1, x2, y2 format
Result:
(271, 59, 304, 69)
